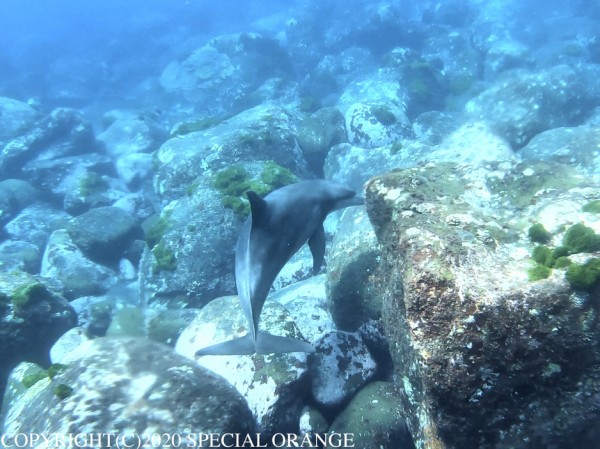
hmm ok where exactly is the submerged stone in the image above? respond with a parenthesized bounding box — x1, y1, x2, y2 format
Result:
(365, 161, 600, 449)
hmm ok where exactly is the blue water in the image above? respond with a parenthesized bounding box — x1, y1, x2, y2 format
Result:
(0, 0, 298, 110)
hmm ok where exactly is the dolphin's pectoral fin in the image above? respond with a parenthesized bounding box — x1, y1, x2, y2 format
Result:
(256, 331, 315, 354)
(195, 334, 256, 356)
(246, 191, 269, 228)
(308, 224, 326, 274)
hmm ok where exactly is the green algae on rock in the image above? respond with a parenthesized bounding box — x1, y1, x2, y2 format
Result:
(212, 161, 297, 217)
(565, 258, 600, 291)
(528, 223, 552, 243)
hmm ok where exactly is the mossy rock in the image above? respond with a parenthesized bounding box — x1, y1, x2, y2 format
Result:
(583, 200, 600, 214)
(565, 258, 600, 291)
(170, 116, 225, 137)
(295, 108, 346, 155)
(53, 383, 74, 400)
(528, 223, 551, 244)
(528, 264, 552, 281)
(11, 282, 49, 308)
(143, 209, 173, 248)
(78, 172, 109, 198)
(486, 161, 584, 209)
(152, 240, 176, 273)
(562, 223, 600, 254)
(212, 161, 297, 217)
(532, 245, 555, 268)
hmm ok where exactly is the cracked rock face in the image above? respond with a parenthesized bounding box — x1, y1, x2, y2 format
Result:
(365, 161, 600, 449)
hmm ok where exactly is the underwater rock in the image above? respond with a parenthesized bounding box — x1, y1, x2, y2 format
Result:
(324, 141, 429, 194)
(68, 295, 116, 338)
(49, 327, 90, 364)
(2, 337, 255, 440)
(0, 271, 76, 409)
(0, 179, 40, 227)
(519, 121, 600, 177)
(270, 245, 316, 291)
(98, 110, 166, 157)
(160, 32, 292, 116)
(145, 308, 201, 347)
(345, 102, 413, 148)
(293, 107, 346, 172)
(0, 97, 40, 145)
(271, 274, 336, 344)
(412, 111, 460, 145)
(142, 186, 237, 309)
(328, 381, 413, 449)
(326, 206, 381, 331)
(465, 64, 600, 148)
(115, 152, 154, 188)
(484, 38, 530, 78)
(112, 192, 157, 223)
(176, 295, 309, 434)
(67, 206, 142, 265)
(429, 121, 516, 165)
(40, 229, 117, 300)
(22, 153, 113, 191)
(365, 161, 600, 449)
(0, 107, 100, 177)
(63, 170, 128, 216)
(339, 67, 412, 112)
(0, 240, 40, 274)
(298, 405, 329, 436)
(154, 104, 308, 200)
(309, 330, 377, 409)
(4, 203, 70, 249)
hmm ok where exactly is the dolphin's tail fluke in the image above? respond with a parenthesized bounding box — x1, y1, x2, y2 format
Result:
(195, 332, 314, 356)
(255, 331, 315, 354)
(195, 334, 256, 356)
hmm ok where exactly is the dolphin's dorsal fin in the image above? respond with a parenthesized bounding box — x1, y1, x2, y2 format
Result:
(246, 191, 269, 228)
(308, 224, 326, 274)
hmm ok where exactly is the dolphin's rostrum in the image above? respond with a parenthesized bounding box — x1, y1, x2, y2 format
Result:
(196, 180, 363, 356)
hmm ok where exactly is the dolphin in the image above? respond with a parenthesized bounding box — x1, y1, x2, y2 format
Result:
(196, 180, 363, 356)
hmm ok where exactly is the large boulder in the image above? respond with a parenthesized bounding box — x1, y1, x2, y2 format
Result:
(328, 381, 413, 449)
(326, 206, 381, 331)
(519, 120, 600, 178)
(2, 338, 255, 439)
(154, 104, 308, 200)
(465, 64, 600, 148)
(159, 33, 293, 116)
(4, 203, 70, 249)
(0, 97, 40, 145)
(0, 179, 40, 227)
(0, 108, 100, 177)
(67, 206, 142, 265)
(309, 330, 377, 410)
(40, 229, 118, 299)
(141, 186, 238, 309)
(176, 295, 310, 434)
(365, 160, 600, 449)
(0, 271, 76, 407)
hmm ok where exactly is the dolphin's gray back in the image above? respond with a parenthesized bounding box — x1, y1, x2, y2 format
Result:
(199, 180, 362, 356)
